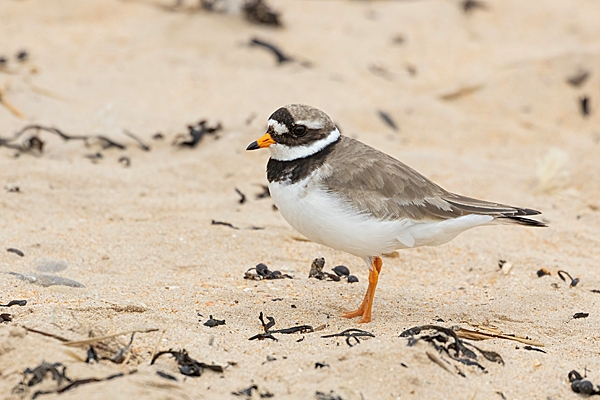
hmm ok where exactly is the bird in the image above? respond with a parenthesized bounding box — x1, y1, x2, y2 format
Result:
(246, 104, 546, 323)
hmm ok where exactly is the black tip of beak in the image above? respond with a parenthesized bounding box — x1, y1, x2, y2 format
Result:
(246, 141, 260, 151)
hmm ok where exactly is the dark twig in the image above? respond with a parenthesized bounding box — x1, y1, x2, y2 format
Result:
(522, 345, 547, 353)
(250, 38, 293, 64)
(211, 220, 239, 230)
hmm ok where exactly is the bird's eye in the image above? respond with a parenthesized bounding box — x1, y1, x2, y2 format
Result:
(293, 125, 307, 136)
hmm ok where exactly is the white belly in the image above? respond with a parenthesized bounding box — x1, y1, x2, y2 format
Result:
(269, 175, 494, 258)
(269, 176, 412, 257)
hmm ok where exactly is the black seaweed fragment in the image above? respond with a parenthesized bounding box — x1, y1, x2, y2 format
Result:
(573, 312, 589, 319)
(316, 390, 344, 400)
(322, 328, 375, 347)
(255, 185, 270, 199)
(0, 299, 27, 307)
(244, 263, 293, 280)
(461, 0, 487, 12)
(211, 220, 239, 230)
(0, 125, 127, 153)
(204, 315, 226, 327)
(232, 384, 274, 398)
(10, 361, 133, 399)
(118, 156, 131, 167)
(557, 270, 580, 287)
(16, 50, 29, 62)
(249, 38, 293, 64)
(235, 188, 246, 204)
(248, 312, 313, 341)
(151, 349, 224, 377)
(85, 347, 99, 363)
(23, 362, 71, 387)
(568, 370, 600, 395)
(399, 325, 504, 373)
(31, 372, 131, 399)
(175, 120, 222, 148)
(156, 370, 178, 381)
(377, 110, 399, 132)
(580, 96, 591, 117)
(522, 345, 547, 353)
(567, 70, 590, 87)
(1, 313, 12, 322)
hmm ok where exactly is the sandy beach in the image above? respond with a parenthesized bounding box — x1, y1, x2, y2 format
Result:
(1, 0, 600, 398)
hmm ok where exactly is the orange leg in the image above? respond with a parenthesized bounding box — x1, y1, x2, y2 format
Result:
(341, 256, 382, 323)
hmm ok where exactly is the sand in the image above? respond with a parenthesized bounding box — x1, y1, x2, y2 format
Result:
(1, 0, 600, 399)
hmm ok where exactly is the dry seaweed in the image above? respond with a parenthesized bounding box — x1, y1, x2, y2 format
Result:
(557, 270, 580, 287)
(244, 263, 293, 280)
(151, 349, 224, 377)
(174, 120, 222, 147)
(233, 384, 274, 398)
(568, 370, 600, 395)
(0, 299, 27, 307)
(399, 325, 504, 375)
(248, 312, 313, 341)
(203, 315, 226, 327)
(322, 328, 374, 347)
(0, 125, 126, 153)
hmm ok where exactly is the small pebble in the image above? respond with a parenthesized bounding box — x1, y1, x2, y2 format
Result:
(348, 275, 359, 283)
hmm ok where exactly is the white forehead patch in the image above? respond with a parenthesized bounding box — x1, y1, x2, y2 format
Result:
(269, 128, 340, 161)
(295, 120, 324, 130)
(268, 119, 289, 135)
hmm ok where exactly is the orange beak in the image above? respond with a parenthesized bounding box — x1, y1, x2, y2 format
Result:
(246, 133, 276, 150)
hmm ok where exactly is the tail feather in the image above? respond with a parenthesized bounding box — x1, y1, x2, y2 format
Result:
(497, 216, 547, 227)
